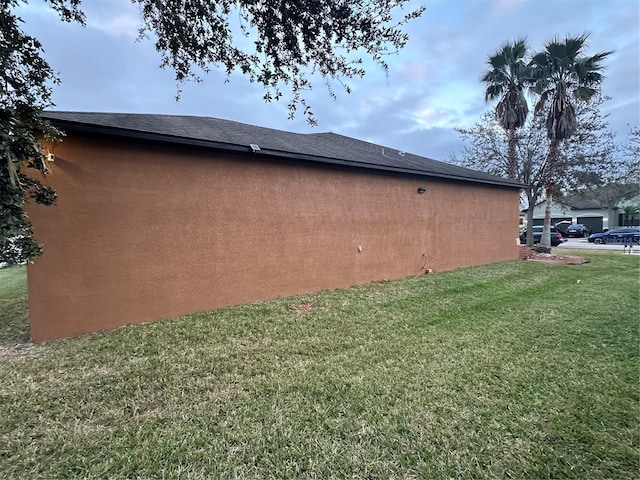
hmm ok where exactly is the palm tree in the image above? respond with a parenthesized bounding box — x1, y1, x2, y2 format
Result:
(481, 38, 530, 180)
(529, 34, 612, 249)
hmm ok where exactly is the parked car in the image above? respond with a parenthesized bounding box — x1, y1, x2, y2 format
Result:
(520, 226, 564, 246)
(554, 220, 572, 237)
(588, 227, 640, 244)
(565, 223, 592, 237)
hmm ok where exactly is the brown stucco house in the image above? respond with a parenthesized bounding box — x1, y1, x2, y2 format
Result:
(26, 112, 522, 341)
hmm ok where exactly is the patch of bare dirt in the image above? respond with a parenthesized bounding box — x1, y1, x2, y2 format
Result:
(519, 246, 590, 265)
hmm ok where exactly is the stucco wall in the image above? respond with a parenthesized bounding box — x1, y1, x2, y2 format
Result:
(27, 135, 519, 341)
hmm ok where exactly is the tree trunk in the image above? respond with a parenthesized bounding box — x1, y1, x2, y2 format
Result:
(507, 128, 517, 179)
(526, 190, 535, 246)
(540, 139, 560, 251)
(540, 181, 553, 251)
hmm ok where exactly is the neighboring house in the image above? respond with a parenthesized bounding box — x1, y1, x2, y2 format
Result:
(27, 112, 523, 341)
(523, 195, 640, 233)
(618, 197, 640, 226)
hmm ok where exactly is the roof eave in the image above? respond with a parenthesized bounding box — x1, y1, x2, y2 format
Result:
(46, 118, 526, 189)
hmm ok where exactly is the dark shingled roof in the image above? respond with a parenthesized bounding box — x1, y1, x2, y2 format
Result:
(561, 198, 605, 210)
(42, 111, 523, 189)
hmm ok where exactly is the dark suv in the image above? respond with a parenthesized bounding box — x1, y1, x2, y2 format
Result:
(520, 226, 564, 246)
(565, 223, 591, 237)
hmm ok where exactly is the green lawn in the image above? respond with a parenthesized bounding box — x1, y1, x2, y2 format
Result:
(0, 254, 638, 479)
(0, 266, 30, 345)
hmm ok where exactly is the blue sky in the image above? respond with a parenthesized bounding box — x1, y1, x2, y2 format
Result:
(17, 0, 640, 162)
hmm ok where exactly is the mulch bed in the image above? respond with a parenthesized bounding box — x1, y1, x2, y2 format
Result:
(519, 246, 590, 265)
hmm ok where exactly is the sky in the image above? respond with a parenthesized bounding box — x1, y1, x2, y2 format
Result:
(16, 0, 640, 162)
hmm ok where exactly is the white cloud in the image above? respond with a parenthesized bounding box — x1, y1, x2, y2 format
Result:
(84, 0, 140, 39)
(88, 13, 139, 40)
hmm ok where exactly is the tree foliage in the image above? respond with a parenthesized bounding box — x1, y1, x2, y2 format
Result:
(530, 34, 612, 142)
(1, 0, 64, 264)
(453, 112, 546, 190)
(135, 0, 424, 123)
(528, 34, 612, 248)
(625, 126, 640, 182)
(567, 123, 640, 215)
(481, 38, 530, 179)
(1, 0, 424, 265)
(452, 111, 545, 246)
(558, 95, 619, 189)
(482, 38, 530, 131)
(452, 95, 621, 245)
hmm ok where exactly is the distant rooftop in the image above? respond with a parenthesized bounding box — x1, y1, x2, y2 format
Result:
(43, 111, 524, 189)
(560, 198, 606, 210)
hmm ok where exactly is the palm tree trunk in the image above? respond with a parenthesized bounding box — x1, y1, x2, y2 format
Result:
(526, 190, 535, 246)
(540, 181, 554, 251)
(540, 139, 560, 251)
(507, 128, 517, 179)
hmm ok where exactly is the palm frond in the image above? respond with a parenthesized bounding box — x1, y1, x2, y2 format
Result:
(482, 69, 508, 85)
(562, 34, 589, 60)
(546, 93, 577, 140)
(482, 38, 531, 112)
(573, 86, 596, 101)
(484, 84, 503, 102)
(544, 37, 568, 60)
(534, 91, 549, 116)
(511, 38, 528, 60)
(496, 90, 528, 130)
(529, 51, 549, 68)
(590, 51, 614, 64)
(488, 52, 508, 70)
(574, 51, 612, 83)
(531, 33, 612, 144)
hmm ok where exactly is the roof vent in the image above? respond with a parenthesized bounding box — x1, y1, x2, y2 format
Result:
(250, 144, 261, 153)
(398, 151, 405, 157)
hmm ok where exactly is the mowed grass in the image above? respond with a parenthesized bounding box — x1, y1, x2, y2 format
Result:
(0, 266, 30, 345)
(0, 253, 638, 479)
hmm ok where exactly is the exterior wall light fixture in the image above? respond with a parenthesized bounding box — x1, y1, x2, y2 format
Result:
(417, 187, 426, 194)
